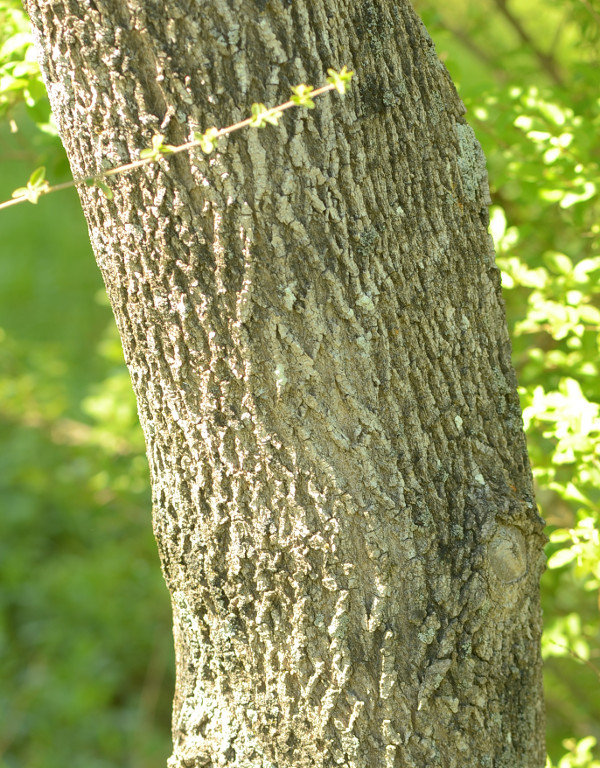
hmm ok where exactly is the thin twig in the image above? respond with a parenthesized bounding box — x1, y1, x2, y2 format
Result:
(439, 19, 509, 82)
(491, 0, 565, 87)
(0, 81, 341, 211)
(549, 639, 600, 682)
(576, 0, 600, 27)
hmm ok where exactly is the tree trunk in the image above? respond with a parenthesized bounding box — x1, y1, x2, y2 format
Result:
(23, 0, 546, 766)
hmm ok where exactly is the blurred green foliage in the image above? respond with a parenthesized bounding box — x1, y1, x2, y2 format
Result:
(0, 2, 174, 767)
(1, 0, 599, 766)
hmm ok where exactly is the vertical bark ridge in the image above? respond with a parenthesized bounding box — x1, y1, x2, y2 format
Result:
(24, 0, 546, 766)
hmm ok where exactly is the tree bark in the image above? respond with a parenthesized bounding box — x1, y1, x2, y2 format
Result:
(23, 0, 546, 766)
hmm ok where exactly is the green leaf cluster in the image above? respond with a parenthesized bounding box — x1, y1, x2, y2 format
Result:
(11, 163, 48, 202)
(290, 84, 316, 109)
(0, 0, 55, 132)
(139, 132, 177, 161)
(326, 65, 354, 94)
(546, 736, 600, 768)
(249, 101, 282, 128)
(193, 126, 220, 154)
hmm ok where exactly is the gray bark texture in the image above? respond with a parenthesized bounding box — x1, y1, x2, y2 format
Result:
(23, 0, 546, 766)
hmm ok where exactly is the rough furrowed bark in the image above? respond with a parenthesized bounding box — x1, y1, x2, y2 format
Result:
(24, 0, 546, 766)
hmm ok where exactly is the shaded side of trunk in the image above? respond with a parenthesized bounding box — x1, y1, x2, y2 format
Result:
(24, 0, 546, 766)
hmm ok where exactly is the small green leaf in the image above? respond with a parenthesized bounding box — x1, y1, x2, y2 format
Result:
(549, 530, 573, 544)
(559, 181, 596, 209)
(95, 180, 114, 199)
(12, 60, 39, 78)
(11, 166, 50, 204)
(28, 166, 46, 187)
(543, 250, 573, 275)
(193, 127, 220, 154)
(326, 66, 354, 95)
(264, 110, 282, 126)
(140, 133, 176, 160)
(573, 256, 600, 283)
(0, 31, 34, 59)
(548, 547, 578, 569)
(151, 133, 165, 151)
(290, 84, 316, 109)
(249, 104, 266, 128)
(84, 178, 113, 198)
(249, 103, 282, 128)
(12, 185, 43, 204)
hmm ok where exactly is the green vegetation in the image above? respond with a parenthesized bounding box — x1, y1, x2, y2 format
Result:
(0, 3, 173, 766)
(1, 0, 598, 765)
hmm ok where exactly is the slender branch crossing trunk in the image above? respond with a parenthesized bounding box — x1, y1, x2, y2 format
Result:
(23, 0, 546, 766)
